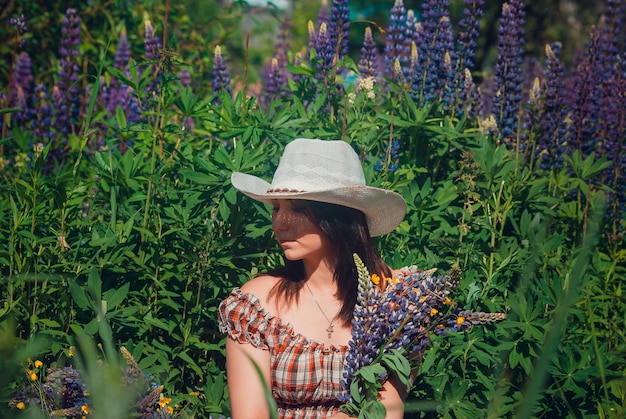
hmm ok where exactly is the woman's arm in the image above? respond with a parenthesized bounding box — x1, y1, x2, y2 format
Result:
(378, 375, 406, 419)
(226, 336, 272, 419)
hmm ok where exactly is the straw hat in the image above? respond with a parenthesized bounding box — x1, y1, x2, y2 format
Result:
(231, 138, 406, 236)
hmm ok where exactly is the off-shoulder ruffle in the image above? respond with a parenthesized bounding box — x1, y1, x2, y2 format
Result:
(218, 288, 347, 354)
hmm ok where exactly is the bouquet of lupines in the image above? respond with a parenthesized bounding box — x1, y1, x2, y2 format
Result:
(339, 254, 506, 417)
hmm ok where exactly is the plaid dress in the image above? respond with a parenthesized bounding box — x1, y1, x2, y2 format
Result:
(219, 288, 347, 419)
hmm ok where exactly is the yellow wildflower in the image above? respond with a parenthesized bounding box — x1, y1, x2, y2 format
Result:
(29, 370, 37, 381)
(371, 274, 381, 285)
(81, 405, 90, 414)
(68, 347, 74, 357)
(189, 391, 200, 397)
(16, 402, 26, 409)
(34, 360, 43, 368)
(158, 397, 171, 408)
(168, 406, 174, 414)
(430, 308, 438, 316)
(456, 316, 466, 325)
(443, 297, 451, 305)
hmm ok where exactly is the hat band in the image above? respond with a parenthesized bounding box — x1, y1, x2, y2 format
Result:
(267, 188, 307, 193)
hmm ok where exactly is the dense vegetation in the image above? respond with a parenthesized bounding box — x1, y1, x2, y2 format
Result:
(1, 0, 624, 418)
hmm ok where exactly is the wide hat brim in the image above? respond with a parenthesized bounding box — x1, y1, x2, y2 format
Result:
(231, 172, 406, 236)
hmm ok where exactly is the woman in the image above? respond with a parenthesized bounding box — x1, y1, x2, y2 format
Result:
(218, 138, 408, 418)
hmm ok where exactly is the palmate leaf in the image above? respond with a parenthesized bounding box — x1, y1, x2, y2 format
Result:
(354, 363, 387, 385)
(359, 400, 387, 419)
(381, 350, 412, 388)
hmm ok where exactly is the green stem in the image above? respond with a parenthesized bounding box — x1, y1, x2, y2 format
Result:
(586, 290, 610, 405)
(486, 180, 505, 290)
(30, 171, 39, 323)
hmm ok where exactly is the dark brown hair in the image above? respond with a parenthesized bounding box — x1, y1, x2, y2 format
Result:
(266, 200, 391, 327)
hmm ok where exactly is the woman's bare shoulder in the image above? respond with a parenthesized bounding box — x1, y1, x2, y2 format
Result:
(240, 274, 281, 304)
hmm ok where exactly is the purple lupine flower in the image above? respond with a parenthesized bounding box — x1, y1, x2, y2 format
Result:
(426, 14, 456, 101)
(594, 0, 625, 230)
(358, 26, 380, 78)
(9, 51, 34, 125)
(314, 22, 334, 82)
(262, 58, 286, 105)
(275, 17, 293, 70)
(339, 254, 384, 402)
(327, 0, 350, 61)
(439, 45, 458, 107)
(408, 37, 421, 84)
(411, 0, 455, 102)
(306, 20, 317, 65)
(48, 85, 69, 171)
(456, 68, 480, 118)
(566, 26, 602, 159)
(144, 20, 162, 98)
(144, 20, 161, 62)
(178, 66, 192, 87)
(9, 14, 27, 48)
(12, 86, 28, 127)
(594, 0, 622, 164)
(515, 55, 543, 155)
(106, 28, 134, 115)
(266, 16, 292, 99)
(30, 84, 54, 141)
(456, 0, 484, 73)
(536, 43, 568, 170)
(449, 0, 484, 114)
(115, 27, 131, 73)
(56, 8, 82, 135)
(402, 9, 419, 79)
(211, 45, 231, 104)
(374, 138, 401, 173)
(491, 0, 526, 145)
(317, 0, 330, 29)
(383, 0, 407, 80)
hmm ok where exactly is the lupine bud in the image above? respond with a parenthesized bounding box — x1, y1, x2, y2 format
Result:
(212, 45, 231, 104)
(358, 27, 379, 79)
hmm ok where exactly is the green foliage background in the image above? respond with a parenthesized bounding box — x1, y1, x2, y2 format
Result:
(1, 1, 625, 418)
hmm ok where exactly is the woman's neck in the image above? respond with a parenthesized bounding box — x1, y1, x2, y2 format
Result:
(302, 257, 337, 293)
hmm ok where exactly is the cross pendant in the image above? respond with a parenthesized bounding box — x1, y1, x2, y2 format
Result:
(326, 324, 334, 338)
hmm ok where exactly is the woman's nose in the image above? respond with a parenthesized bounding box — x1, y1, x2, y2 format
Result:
(272, 208, 289, 230)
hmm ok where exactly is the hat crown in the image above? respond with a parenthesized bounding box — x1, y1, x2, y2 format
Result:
(269, 139, 365, 193)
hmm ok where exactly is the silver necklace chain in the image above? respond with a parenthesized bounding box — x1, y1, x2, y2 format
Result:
(305, 282, 337, 338)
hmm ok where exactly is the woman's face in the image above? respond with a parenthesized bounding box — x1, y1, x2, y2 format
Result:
(271, 200, 333, 263)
